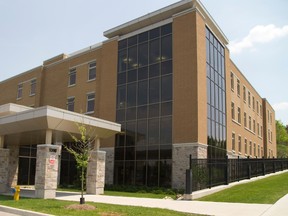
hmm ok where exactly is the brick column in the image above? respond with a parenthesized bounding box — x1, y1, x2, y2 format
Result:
(0, 147, 9, 193)
(86, 150, 106, 195)
(35, 144, 60, 199)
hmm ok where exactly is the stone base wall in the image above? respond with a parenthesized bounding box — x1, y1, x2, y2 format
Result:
(35, 144, 61, 199)
(7, 144, 19, 187)
(172, 143, 207, 189)
(0, 149, 9, 192)
(100, 147, 114, 185)
(86, 150, 106, 195)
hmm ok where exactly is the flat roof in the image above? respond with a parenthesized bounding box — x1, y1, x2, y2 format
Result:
(0, 104, 121, 144)
(104, 0, 228, 44)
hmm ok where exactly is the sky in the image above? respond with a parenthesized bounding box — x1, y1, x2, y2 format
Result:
(0, 0, 287, 125)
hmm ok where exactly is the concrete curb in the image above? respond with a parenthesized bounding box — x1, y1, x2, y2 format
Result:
(0, 205, 53, 216)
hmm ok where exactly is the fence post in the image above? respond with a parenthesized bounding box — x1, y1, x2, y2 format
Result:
(185, 154, 192, 194)
(225, 155, 229, 185)
(273, 157, 276, 173)
(247, 156, 251, 179)
(262, 157, 265, 176)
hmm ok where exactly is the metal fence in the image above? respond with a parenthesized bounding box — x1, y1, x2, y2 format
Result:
(186, 156, 288, 193)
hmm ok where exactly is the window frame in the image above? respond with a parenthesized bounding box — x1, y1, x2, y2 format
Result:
(68, 68, 77, 86)
(86, 92, 95, 114)
(88, 61, 96, 81)
(30, 79, 36, 96)
(67, 96, 75, 112)
(17, 83, 23, 99)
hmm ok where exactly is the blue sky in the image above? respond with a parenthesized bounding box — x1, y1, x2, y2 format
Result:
(0, 0, 287, 124)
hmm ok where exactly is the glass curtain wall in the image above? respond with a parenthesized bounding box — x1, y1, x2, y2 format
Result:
(206, 27, 227, 158)
(115, 23, 173, 187)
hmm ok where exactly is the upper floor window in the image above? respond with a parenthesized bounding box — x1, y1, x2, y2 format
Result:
(249, 116, 252, 130)
(237, 107, 241, 124)
(231, 102, 235, 120)
(260, 105, 263, 117)
(244, 112, 247, 127)
(17, 83, 23, 99)
(252, 96, 255, 110)
(88, 62, 96, 81)
(256, 101, 259, 114)
(232, 133, 235, 151)
(30, 79, 36, 96)
(243, 86, 246, 102)
(237, 79, 240, 96)
(86, 92, 95, 113)
(248, 91, 251, 107)
(68, 68, 76, 86)
(244, 138, 247, 154)
(238, 135, 242, 153)
(230, 72, 234, 91)
(67, 97, 75, 112)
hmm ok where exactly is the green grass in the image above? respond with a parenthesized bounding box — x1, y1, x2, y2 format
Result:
(198, 172, 288, 204)
(0, 195, 203, 216)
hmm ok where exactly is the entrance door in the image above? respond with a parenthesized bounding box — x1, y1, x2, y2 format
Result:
(17, 145, 37, 185)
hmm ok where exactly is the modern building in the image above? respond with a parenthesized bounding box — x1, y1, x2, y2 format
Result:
(0, 0, 276, 190)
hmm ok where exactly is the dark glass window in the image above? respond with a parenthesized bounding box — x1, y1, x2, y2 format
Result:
(116, 23, 173, 187)
(206, 27, 226, 159)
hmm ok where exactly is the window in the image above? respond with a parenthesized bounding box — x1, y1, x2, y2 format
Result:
(243, 86, 246, 102)
(253, 143, 256, 157)
(260, 125, 263, 137)
(17, 83, 23, 99)
(237, 107, 241, 123)
(244, 112, 247, 127)
(30, 79, 36, 95)
(86, 92, 95, 113)
(68, 68, 76, 86)
(67, 97, 75, 111)
(253, 119, 256, 133)
(268, 129, 270, 141)
(249, 141, 252, 156)
(232, 133, 235, 151)
(256, 101, 259, 114)
(238, 135, 242, 153)
(244, 138, 247, 154)
(88, 62, 96, 81)
(257, 123, 260, 136)
(230, 72, 234, 91)
(237, 79, 240, 96)
(231, 102, 235, 120)
(248, 91, 251, 107)
(270, 113, 273, 124)
(249, 116, 251, 130)
(260, 105, 262, 117)
(252, 96, 255, 110)
(258, 144, 260, 157)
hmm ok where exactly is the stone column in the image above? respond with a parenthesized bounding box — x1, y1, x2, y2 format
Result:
(35, 144, 60, 199)
(86, 150, 106, 195)
(0, 137, 9, 192)
(172, 143, 208, 189)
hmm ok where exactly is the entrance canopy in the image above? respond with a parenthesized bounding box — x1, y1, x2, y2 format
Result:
(0, 103, 121, 146)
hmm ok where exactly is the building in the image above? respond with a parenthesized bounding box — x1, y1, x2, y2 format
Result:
(0, 0, 276, 190)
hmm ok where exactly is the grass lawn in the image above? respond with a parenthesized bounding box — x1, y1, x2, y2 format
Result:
(0, 195, 203, 216)
(198, 172, 288, 204)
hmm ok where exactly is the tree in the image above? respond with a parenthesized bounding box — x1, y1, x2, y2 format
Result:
(276, 120, 288, 158)
(64, 122, 97, 204)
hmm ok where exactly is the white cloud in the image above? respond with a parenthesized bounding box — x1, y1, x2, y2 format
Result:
(273, 102, 288, 111)
(229, 24, 288, 54)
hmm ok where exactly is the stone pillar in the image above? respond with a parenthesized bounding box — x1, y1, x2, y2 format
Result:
(35, 144, 61, 199)
(172, 143, 208, 189)
(0, 148, 9, 193)
(101, 147, 114, 185)
(86, 150, 106, 195)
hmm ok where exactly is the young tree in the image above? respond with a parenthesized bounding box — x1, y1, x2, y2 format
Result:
(276, 120, 288, 158)
(64, 122, 97, 204)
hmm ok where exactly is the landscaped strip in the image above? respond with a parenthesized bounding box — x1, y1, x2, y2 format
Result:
(198, 172, 288, 204)
(0, 195, 203, 216)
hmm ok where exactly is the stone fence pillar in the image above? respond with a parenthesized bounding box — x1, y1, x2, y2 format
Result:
(35, 144, 61, 199)
(0, 148, 9, 193)
(86, 150, 106, 195)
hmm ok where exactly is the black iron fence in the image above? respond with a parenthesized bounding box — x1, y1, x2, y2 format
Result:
(186, 156, 288, 193)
